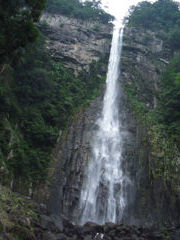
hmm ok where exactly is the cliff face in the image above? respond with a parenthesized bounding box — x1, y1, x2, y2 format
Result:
(122, 27, 170, 109)
(40, 13, 112, 73)
(49, 93, 104, 222)
(121, 27, 180, 226)
(48, 24, 180, 227)
(37, 12, 114, 218)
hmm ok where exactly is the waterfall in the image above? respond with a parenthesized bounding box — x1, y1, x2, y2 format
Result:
(79, 21, 129, 225)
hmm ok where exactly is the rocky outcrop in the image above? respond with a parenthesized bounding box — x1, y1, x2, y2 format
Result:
(122, 27, 171, 109)
(47, 25, 180, 227)
(48, 92, 105, 222)
(40, 13, 112, 73)
(1, 184, 180, 240)
(47, 41, 138, 225)
(36, 219, 180, 240)
(121, 27, 180, 226)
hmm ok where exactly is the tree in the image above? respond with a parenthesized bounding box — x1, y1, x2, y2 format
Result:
(0, 0, 46, 65)
(127, 0, 180, 31)
(158, 55, 180, 147)
(46, 0, 114, 24)
(168, 28, 180, 49)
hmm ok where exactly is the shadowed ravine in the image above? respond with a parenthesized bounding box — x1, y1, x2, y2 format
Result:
(79, 22, 131, 225)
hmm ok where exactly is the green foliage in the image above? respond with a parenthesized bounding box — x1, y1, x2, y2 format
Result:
(0, 185, 37, 240)
(0, 0, 46, 65)
(0, 34, 108, 187)
(128, 0, 180, 33)
(148, 125, 179, 183)
(92, 24, 101, 32)
(168, 28, 180, 49)
(126, 1, 180, 180)
(157, 55, 180, 147)
(46, 0, 114, 24)
(143, 32, 153, 42)
(0, 0, 110, 192)
(126, 1, 180, 185)
(125, 56, 180, 185)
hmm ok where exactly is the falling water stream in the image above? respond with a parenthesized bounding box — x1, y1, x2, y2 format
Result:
(79, 21, 129, 225)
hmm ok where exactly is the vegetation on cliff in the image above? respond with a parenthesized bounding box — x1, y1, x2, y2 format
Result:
(128, 0, 180, 31)
(0, 0, 110, 190)
(126, 0, 180, 185)
(1, 33, 108, 187)
(0, 1, 112, 236)
(159, 55, 180, 146)
(46, 0, 114, 24)
(128, 0, 180, 50)
(0, 0, 46, 65)
(0, 185, 38, 240)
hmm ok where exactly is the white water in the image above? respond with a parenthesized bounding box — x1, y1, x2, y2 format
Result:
(79, 22, 128, 225)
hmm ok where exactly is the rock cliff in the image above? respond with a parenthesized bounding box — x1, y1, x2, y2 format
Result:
(48, 25, 180, 227)
(121, 27, 180, 226)
(40, 13, 112, 73)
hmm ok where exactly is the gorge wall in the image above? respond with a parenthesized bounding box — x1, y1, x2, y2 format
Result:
(2, 1, 180, 239)
(40, 13, 112, 73)
(0, 9, 113, 193)
(36, 12, 114, 207)
(47, 24, 180, 227)
(121, 27, 180, 226)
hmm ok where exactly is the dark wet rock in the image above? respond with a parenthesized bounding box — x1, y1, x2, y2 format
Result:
(56, 233, 68, 240)
(48, 92, 105, 222)
(62, 218, 75, 231)
(42, 231, 57, 240)
(104, 222, 117, 232)
(35, 214, 180, 240)
(83, 235, 92, 240)
(131, 234, 140, 240)
(40, 215, 54, 229)
(171, 231, 180, 240)
(82, 222, 103, 234)
(39, 11, 180, 230)
(0, 233, 9, 240)
(48, 26, 180, 228)
(23, 186, 180, 240)
(40, 215, 63, 233)
(151, 232, 163, 239)
(53, 221, 179, 240)
(51, 215, 64, 232)
(39, 203, 48, 215)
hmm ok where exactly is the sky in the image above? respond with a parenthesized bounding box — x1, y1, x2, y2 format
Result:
(100, 0, 155, 20)
(85, 0, 180, 22)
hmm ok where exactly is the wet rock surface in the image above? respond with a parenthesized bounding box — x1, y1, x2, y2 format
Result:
(47, 25, 180, 227)
(34, 216, 180, 240)
(48, 92, 105, 222)
(121, 27, 180, 226)
(40, 13, 112, 73)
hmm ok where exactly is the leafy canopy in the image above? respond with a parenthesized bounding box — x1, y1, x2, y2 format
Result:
(127, 0, 180, 31)
(0, 0, 46, 64)
(158, 55, 180, 146)
(46, 0, 114, 24)
(0, 33, 108, 187)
